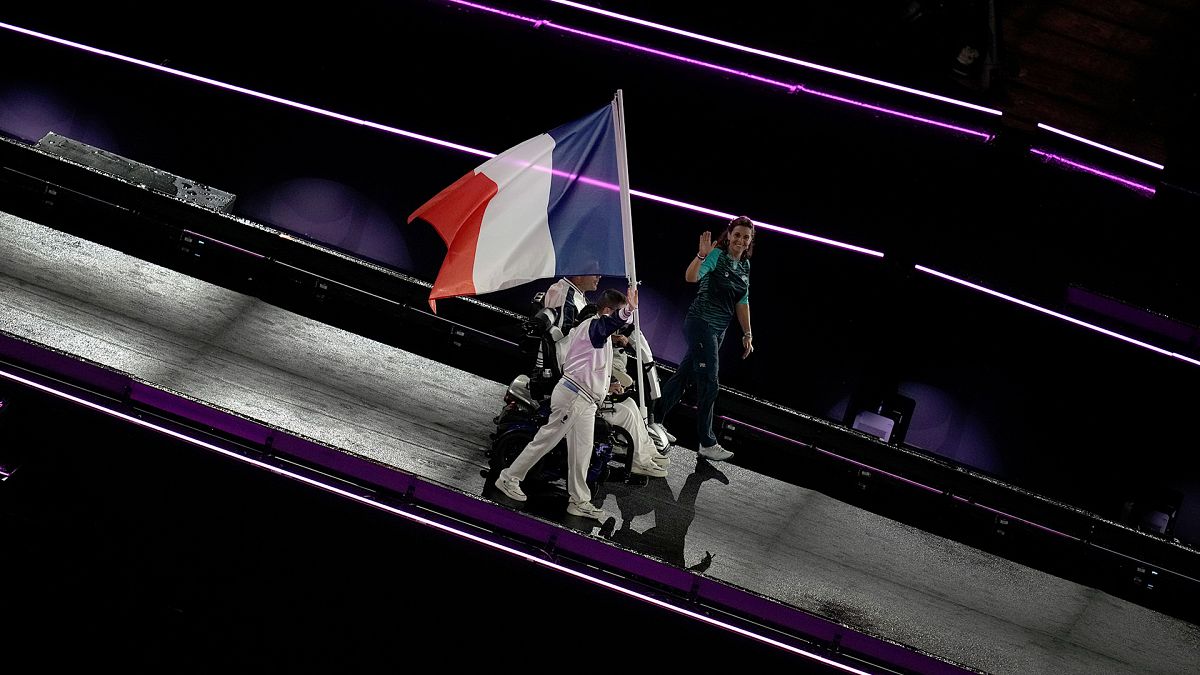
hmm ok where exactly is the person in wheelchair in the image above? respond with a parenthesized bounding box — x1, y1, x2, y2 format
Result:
(608, 327, 671, 477)
(494, 287, 638, 521)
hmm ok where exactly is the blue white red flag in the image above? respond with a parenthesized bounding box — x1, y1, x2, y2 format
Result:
(408, 104, 626, 310)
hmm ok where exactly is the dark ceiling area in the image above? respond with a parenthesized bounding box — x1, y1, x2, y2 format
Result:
(5, 0, 1197, 170)
(591, 0, 1200, 167)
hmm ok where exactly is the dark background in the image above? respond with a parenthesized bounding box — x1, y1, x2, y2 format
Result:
(2, 2, 1199, 540)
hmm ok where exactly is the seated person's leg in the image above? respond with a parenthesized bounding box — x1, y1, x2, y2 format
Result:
(606, 397, 668, 474)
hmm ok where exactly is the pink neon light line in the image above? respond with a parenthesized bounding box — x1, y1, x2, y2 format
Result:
(797, 85, 993, 140)
(0, 21, 495, 159)
(538, 1, 1176, 168)
(536, 0, 1003, 116)
(1037, 124, 1165, 170)
(549, 22, 797, 90)
(444, 0, 994, 142)
(0, 365, 874, 675)
(0, 20, 882, 258)
(1029, 149, 1157, 195)
(915, 265, 1200, 367)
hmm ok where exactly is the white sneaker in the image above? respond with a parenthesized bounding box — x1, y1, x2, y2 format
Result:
(652, 422, 677, 444)
(698, 443, 734, 462)
(566, 500, 609, 521)
(632, 461, 668, 478)
(494, 471, 527, 502)
(650, 452, 671, 468)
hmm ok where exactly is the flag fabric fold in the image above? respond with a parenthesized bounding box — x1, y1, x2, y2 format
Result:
(408, 105, 626, 310)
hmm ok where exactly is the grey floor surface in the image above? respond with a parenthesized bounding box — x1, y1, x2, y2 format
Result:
(2, 210, 1198, 674)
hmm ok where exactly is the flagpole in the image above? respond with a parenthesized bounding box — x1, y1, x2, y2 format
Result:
(612, 90, 647, 420)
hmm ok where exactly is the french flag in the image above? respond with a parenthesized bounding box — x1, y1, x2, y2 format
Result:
(408, 104, 627, 309)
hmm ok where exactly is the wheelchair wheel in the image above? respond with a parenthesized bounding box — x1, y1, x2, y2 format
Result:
(490, 429, 532, 473)
(490, 429, 556, 483)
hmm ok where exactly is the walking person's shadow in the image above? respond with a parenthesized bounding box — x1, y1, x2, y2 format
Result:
(596, 455, 729, 572)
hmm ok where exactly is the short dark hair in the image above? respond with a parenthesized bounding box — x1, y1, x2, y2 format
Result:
(597, 289, 627, 313)
(716, 215, 755, 259)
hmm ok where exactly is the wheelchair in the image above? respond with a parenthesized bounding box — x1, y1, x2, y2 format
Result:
(487, 293, 664, 487)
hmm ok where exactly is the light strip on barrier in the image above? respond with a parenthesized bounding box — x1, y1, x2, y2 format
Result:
(1029, 149, 1157, 195)
(721, 413, 1079, 541)
(915, 265, 1200, 367)
(445, 0, 994, 141)
(181, 230, 266, 259)
(0, 20, 882, 258)
(536, 0, 1004, 116)
(1037, 124, 1165, 170)
(0, 364, 876, 674)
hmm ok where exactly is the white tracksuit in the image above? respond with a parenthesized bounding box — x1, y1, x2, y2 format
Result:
(503, 307, 632, 506)
(543, 278, 661, 470)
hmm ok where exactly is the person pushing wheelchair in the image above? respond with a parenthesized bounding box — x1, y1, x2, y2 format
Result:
(494, 285, 637, 521)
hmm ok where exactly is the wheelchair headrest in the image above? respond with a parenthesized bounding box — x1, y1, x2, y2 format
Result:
(530, 306, 557, 332)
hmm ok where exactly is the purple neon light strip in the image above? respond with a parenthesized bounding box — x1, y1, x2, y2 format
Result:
(0, 21, 882, 259)
(549, 21, 800, 90)
(182, 230, 266, 259)
(1029, 149, 1157, 195)
(796, 85, 993, 140)
(949, 496, 1076, 541)
(915, 265, 1200, 367)
(445, 1, 994, 142)
(719, 414, 941, 494)
(274, 261, 406, 307)
(629, 195, 883, 256)
(719, 414, 1079, 541)
(0, 365, 872, 674)
(1037, 124, 1165, 170)
(0, 21, 494, 160)
(537, 0, 1004, 117)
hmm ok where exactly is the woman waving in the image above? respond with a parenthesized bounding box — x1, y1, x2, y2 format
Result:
(656, 216, 755, 462)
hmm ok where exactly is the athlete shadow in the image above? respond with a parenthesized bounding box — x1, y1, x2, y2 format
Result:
(595, 456, 729, 572)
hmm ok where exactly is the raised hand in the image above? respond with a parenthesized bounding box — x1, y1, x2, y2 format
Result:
(626, 285, 639, 310)
(698, 230, 714, 257)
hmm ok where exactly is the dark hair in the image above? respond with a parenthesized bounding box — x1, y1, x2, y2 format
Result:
(577, 303, 599, 322)
(597, 289, 627, 313)
(715, 215, 755, 259)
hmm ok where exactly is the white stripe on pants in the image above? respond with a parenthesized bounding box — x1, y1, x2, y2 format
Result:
(504, 382, 596, 506)
(605, 397, 658, 467)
